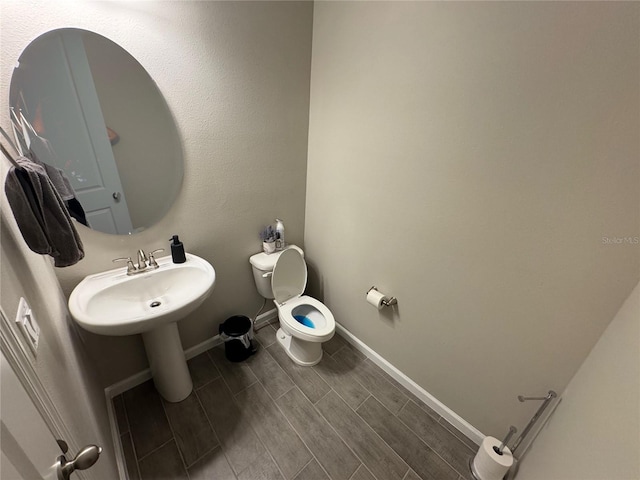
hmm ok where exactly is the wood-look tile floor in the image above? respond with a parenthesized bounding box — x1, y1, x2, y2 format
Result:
(113, 324, 477, 480)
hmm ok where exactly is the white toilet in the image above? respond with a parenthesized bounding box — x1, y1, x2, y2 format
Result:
(249, 246, 335, 366)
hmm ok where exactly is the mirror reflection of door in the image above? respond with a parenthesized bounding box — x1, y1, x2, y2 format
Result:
(11, 28, 183, 236)
(14, 30, 133, 235)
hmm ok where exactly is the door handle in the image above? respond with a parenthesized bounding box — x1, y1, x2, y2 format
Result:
(112, 192, 121, 201)
(56, 444, 102, 480)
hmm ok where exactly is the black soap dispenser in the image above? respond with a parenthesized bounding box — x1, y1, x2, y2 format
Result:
(169, 235, 186, 263)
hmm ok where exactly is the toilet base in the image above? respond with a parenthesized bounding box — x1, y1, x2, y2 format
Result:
(276, 328, 323, 366)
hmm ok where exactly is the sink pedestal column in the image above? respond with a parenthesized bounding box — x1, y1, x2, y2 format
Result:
(142, 322, 192, 402)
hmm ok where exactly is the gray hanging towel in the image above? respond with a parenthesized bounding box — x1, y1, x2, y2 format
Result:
(28, 135, 75, 200)
(4, 156, 84, 267)
(28, 136, 88, 226)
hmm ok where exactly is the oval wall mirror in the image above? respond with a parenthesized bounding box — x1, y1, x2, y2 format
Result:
(10, 28, 183, 235)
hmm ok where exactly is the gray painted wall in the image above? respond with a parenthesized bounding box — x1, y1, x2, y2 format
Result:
(305, 1, 639, 437)
(517, 282, 639, 480)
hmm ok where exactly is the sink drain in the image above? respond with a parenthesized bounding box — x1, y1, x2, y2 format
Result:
(150, 301, 161, 308)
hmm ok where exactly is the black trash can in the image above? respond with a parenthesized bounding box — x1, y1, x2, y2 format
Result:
(219, 315, 256, 362)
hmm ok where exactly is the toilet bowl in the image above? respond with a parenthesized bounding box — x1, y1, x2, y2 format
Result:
(249, 246, 335, 366)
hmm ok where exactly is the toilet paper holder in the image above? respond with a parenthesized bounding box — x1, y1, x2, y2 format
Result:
(367, 286, 397, 307)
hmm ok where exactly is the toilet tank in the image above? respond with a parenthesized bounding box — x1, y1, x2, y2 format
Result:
(249, 246, 303, 300)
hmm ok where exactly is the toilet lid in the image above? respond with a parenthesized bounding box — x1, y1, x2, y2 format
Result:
(271, 248, 307, 305)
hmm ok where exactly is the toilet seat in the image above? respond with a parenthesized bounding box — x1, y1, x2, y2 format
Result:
(277, 295, 334, 342)
(272, 248, 335, 344)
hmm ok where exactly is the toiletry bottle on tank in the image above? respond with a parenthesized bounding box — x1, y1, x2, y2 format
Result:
(275, 219, 285, 251)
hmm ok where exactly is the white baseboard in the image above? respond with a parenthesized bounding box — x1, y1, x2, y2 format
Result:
(105, 392, 129, 480)
(335, 322, 484, 446)
(254, 307, 279, 328)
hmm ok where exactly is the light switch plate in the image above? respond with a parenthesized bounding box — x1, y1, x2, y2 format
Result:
(15, 297, 39, 355)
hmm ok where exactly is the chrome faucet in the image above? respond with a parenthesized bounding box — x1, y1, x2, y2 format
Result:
(112, 248, 164, 275)
(136, 249, 148, 271)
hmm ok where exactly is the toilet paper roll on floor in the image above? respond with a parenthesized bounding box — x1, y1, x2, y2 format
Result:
(472, 436, 513, 480)
(366, 288, 387, 309)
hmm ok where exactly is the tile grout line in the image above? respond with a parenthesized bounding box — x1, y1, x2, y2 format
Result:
(190, 353, 237, 477)
(271, 384, 296, 403)
(392, 402, 468, 480)
(187, 352, 222, 391)
(238, 377, 314, 480)
(122, 430, 142, 480)
(182, 444, 220, 477)
(229, 378, 259, 397)
(347, 466, 361, 480)
(316, 361, 372, 414)
(369, 362, 444, 423)
(207, 348, 259, 397)
(262, 448, 288, 480)
(259, 332, 313, 392)
(192, 386, 222, 451)
(184, 388, 226, 474)
(159, 397, 191, 475)
(352, 393, 372, 412)
(192, 401, 237, 480)
(133, 435, 143, 480)
(335, 347, 386, 411)
(351, 400, 412, 480)
(438, 417, 477, 452)
(225, 376, 288, 480)
(327, 340, 347, 357)
(292, 458, 315, 480)
(313, 392, 405, 480)
(204, 353, 266, 478)
(402, 469, 416, 480)
(312, 387, 332, 406)
(120, 395, 132, 435)
(354, 358, 413, 415)
(353, 401, 421, 480)
(360, 356, 475, 453)
(122, 390, 177, 476)
(135, 437, 175, 464)
(214, 344, 300, 479)
(223, 362, 258, 396)
(254, 322, 278, 349)
(191, 371, 221, 391)
(113, 398, 137, 479)
(246, 343, 296, 402)
(396, 397, 410, 415)
(271, 386, 350, 480)
(310, 364, 369, 413)
(344, 364, 378, 411)
(265, 340, 337, 407)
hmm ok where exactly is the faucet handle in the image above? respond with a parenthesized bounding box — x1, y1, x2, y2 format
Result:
(148, 249, 164, 268)
(148, 248, 164, 268)
(112, 257, 136, 274)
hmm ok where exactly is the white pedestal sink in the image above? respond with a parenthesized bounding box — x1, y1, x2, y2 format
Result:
(69, 253, 215, 402)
